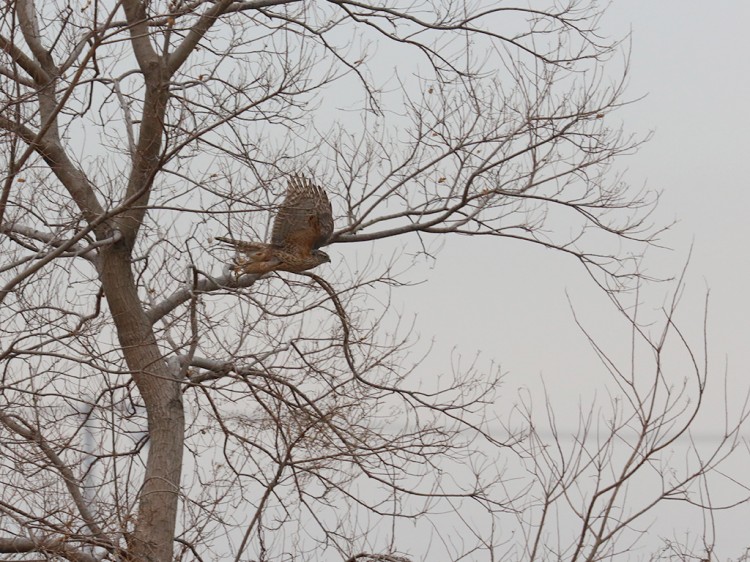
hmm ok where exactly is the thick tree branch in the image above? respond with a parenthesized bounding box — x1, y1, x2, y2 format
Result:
(116, 0, 170, 245)
(0, 116, 105, 222)
(167, 0, 234, 75)
(17, 0, 62, 145)
(0, 34, 48, 83)
(16, 0, 58, 76)
(0, 64, 34, 86)
(146, 270, 259, 324)
(0, 537, 99, 562)
(121, 0, 160, 70)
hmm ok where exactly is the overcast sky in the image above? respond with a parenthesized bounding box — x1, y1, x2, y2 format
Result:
(5, 2, 749, 560)
(606, 1, 750, 375)
(385, 2, 750, 556)
(396, 3, 749, 412)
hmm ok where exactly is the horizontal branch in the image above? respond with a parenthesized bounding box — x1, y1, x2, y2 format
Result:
(345, 553, 411, 562)
(0, 220, 120, 306)
(146, 269, 259, 324)
(185, 354, 269, 385)
(0, 536, 99, 562)
(1, 222, 121, 262)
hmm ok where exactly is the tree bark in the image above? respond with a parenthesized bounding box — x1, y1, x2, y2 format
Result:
(99, 5, 185, 558)
(99, 244, 184, 562)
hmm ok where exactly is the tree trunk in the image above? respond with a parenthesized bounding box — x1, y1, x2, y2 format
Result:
(99, 244, 184, 561)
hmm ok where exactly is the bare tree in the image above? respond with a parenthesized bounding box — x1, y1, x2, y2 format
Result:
(0, 1, 746, 561)
(505, 279, 750, 562)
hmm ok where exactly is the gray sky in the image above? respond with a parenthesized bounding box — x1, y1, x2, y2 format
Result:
(402, 1, 750, 410)
(389, 2, 750, 556)
(608, 1, 750, 379)
(5, 2, 749, 560)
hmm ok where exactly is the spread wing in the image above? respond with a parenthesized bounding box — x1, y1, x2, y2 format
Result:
(271, 174, 333, 254)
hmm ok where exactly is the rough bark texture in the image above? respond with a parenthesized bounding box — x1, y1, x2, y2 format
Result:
(99, 245, 184, 561)
(103, 4, 186, 559)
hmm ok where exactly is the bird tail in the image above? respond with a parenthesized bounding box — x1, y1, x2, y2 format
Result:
(214, 236, 265, 252)
(215, 237, 279, 275)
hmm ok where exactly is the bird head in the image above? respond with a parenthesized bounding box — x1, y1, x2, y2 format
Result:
(312, 249, 331, 265)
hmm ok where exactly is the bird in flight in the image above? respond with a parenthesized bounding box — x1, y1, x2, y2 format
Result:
(217, 174, 334, 276)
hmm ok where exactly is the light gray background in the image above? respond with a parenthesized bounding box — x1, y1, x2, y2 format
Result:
(388, 2, 750, 556)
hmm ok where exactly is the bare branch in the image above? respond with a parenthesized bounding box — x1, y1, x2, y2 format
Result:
(0, 2, 744, 560)
(167, 0, 236, 74)
(0, 412, 112, 549)
(0, 34, 48, 83)
(0, 537, 99, 562)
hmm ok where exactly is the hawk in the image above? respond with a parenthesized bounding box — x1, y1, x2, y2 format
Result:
(217, 174, 334, 276)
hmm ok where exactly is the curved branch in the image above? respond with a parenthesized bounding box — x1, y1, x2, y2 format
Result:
(1, 221, 121, 262)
